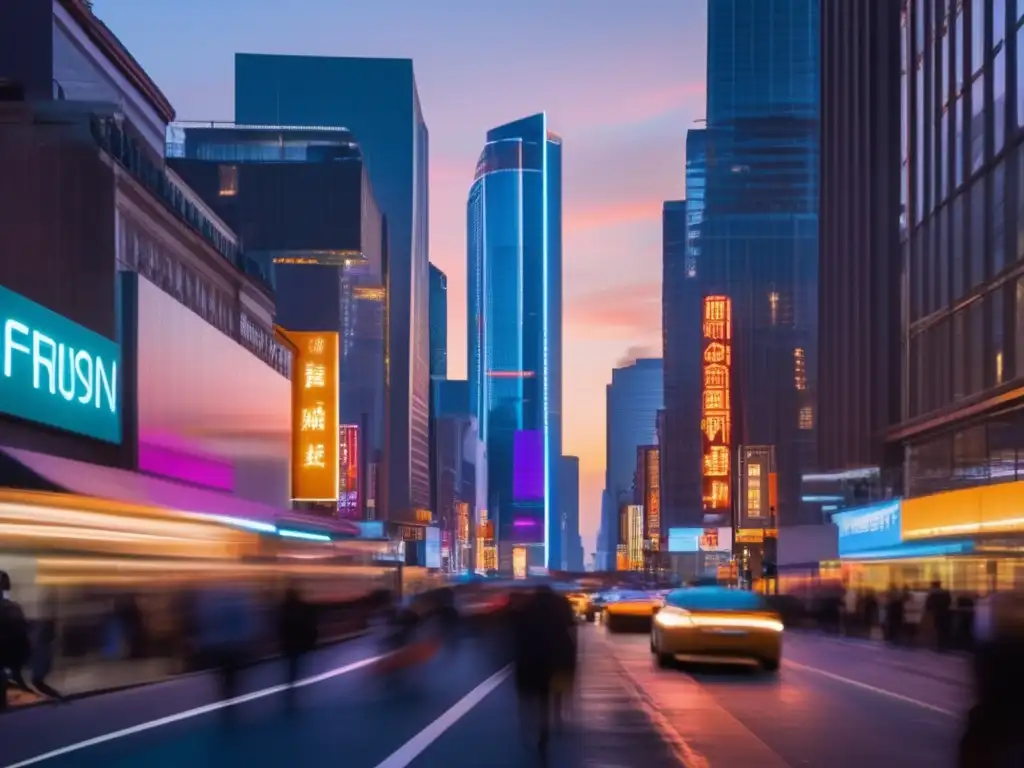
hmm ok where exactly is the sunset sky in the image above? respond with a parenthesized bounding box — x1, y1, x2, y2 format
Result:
(97, 0, 709, 556)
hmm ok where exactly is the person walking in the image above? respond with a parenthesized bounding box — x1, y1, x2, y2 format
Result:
(510, 584, 577, 759)
(0, 571, 30, 712)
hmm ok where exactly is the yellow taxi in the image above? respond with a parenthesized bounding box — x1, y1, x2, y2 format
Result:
(603, 590, 662, 633)
(650, 586, 783, 671)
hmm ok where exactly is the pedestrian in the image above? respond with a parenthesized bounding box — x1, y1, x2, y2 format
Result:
(278, 585, 317, 709)
(510, 584, 576, 758)
(0, 571, 31, 712)
(925, 580, 953, 651)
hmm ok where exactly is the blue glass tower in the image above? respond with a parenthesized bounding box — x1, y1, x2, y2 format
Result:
(467, 113, 562, 572)
(429, 264, 448, 379)
(702, 0, 820, 525)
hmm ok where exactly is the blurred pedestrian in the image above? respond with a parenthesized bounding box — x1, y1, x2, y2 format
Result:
(885, 584, 905, 644)
(196, 586, 257, 716)
(0, 571, 30, 712)
(511, 584, 576, 758)
(17, 591, 66, 702)
(959, 591, 1024, 766)
(925, 580, 953, 651)
(278, 585, 317, 708)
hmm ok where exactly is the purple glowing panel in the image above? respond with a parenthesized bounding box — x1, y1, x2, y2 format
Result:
(511, 514, 544, 543)
(139, 440, 235, 492)
(513, 430, 544, 502)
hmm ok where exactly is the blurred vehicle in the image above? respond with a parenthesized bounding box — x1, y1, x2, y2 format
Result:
(603, 590, 662, 633)
(566, 592, 591, 619)
(651, 586, 783, 671)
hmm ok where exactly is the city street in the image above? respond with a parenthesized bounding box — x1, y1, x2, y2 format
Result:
(0, 625, 970, 767)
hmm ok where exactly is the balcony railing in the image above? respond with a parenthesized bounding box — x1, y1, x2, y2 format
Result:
(90, 115, 272, 291)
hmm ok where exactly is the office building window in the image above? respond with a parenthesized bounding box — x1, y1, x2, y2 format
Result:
(969, 299, 985, 394)
(953, 193, 965, 298)
(794, 348, 806, 391)
(938, 205, 949, 305)
(970, 74, 985, 174)
(992, 287, 1006, 387)
(798, 406, 813, 431)
(1016, 278, 1024, 378)
(971, 0, 985, 74)
(953, 307, 967, 399)
(218, 165, 238, 197)
(970, 180, 986, 287)
(992, 162, 1006, 275)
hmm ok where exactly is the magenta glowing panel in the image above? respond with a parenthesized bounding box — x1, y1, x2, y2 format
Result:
(513, 430, 544, 502)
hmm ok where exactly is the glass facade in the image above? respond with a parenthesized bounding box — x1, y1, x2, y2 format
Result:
(899, 0, 1024, 498)
(234, 55, 432, 520)
(702, 0, 820, 525)
(429, 264, 448, 378)
(604, 359, 664, 552)
(467, 114, 563, 570)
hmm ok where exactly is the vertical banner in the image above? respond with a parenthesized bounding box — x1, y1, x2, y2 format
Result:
(337, 424, 361, 518)
(281, 330, 340, 502)
(644, 447, 661, 550)
(701, 296, 732, 518)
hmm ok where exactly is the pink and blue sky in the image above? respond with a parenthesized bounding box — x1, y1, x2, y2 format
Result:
(96, 0, 708, 557)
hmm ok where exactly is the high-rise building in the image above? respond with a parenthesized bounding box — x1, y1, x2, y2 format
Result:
(818, 2, 902, 479)
(234, 54, 431, 523)
(467, 113, 563, 572)
(602, 358, 663, 562)
(559, 455, 584, 572)
(895, 0, 1019, 500)
(429, 264, 448, 379)
(661, 195, 704, 529)
(702, 0, 820, 526)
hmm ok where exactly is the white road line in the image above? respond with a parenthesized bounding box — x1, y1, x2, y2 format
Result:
(372, 665, 511, 768)
(3, 653, 385, 768)
(784, 660, 958, 717)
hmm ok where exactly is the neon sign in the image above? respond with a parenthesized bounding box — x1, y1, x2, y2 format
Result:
(701, 296, 731, 512)
(0, 286, 121, 443)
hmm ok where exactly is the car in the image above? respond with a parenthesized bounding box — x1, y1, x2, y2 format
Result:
(603, 590, 662, 633)
(650, 586, 783, 672)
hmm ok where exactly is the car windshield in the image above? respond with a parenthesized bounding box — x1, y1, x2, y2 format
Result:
(665, 587, 768, 612)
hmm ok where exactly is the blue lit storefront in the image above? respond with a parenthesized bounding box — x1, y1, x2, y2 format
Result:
(833, 492, 1024, 594)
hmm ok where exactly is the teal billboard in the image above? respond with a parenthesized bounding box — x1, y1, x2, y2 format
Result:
(0, 286, 121, 444)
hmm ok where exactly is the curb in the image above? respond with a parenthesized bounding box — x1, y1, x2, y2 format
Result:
(1, 630, 368, 716)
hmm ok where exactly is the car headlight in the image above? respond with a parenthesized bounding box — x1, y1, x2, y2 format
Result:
(654, 606, 695, 628)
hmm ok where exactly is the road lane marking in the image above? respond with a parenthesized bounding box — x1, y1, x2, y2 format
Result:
(3, 653, 386, 768)
(784, 660, 958, 717)
(372, 665, 511, 768)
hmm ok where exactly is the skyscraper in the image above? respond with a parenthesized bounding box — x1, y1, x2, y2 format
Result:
(661, 195, 704, 529)
(602, 358, 663, 562)
(559, 455, 584, 572)
(429, 264, 448, 379)
(702, 0, 820, 525)
(467, 113, 563, 572)
(234, 54, 431, 523)
(818, 2, 901, 474)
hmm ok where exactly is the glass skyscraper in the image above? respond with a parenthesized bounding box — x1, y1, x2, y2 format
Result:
(702, 0, 820, 525)
(429, 263, 448, 379)
(467, 113, 563, 572)
(234, 54, 431, 522)
(602, 358, 664, 564)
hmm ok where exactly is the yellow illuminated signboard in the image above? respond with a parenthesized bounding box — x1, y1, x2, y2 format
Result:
(645, 448, 661, 550)
(701, 296, 732, 513)
(283, 330, 340, 502)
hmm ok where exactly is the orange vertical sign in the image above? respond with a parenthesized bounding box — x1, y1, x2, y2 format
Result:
(701, 296, 732, 512)
(768, 472, 778, 518)
(281, 329, 340, 502)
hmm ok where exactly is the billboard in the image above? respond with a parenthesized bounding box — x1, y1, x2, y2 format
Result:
(513, 429, 544, 501)
(626, 505, 644, 570)
(834, 500, 902, 556)
(0, 285, 121, 444)
(338, 424, 360, 518)
(281, 330, 340, 502)
(642, 447, 661, 549)
(668, 527, 703, 553)
(701, 296, 732, 517)
(739, 445, 775, 524)
(134, 276, 290, 504)
(425, 526, 442, 568)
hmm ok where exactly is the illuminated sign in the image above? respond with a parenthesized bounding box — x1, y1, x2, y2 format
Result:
(337, 424, 360, 518)
(512, 546, 528, 579)
(834, 501, 902, 555)
(644, 447, 661, 549)
(701, 296, 732, 512)
(0, 286, 121, 443)
(626, 505, 644, 570)
(282, 330, 340, 502)
(741, 446, 774, 522)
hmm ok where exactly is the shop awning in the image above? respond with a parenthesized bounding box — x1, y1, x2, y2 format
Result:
(0, 446, 359, 536)
(841, 540, 975, 561)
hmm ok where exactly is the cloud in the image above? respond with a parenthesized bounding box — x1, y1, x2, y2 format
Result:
(617, 344, 660, 368)
(566, 282, 662, 340)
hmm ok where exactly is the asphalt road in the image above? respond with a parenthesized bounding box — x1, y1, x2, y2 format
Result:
(0, 626, 680, 768)
(605, 625, 969, 768)
(1, 623, 972, 768)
